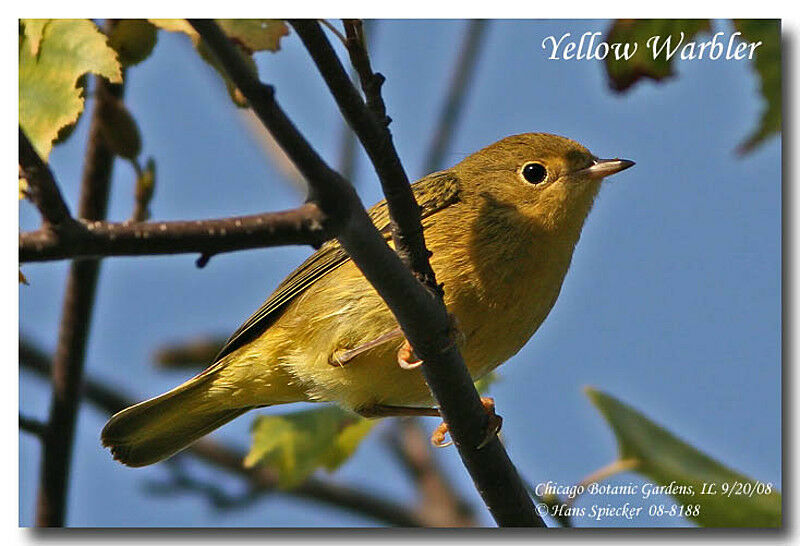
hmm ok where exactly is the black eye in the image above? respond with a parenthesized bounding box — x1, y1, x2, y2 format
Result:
(521, 162, 547, 184)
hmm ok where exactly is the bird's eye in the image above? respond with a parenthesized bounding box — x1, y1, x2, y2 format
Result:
(521, 162, 547, 185)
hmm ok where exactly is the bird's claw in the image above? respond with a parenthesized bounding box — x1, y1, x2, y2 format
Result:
(396, 313, 464, 371)
(397, 339, 424, 369)
(430, 397, 503, 449)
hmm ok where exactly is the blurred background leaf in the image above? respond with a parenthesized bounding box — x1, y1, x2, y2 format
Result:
(244, 406, 376, 488)
(604, 19, 711, 92)
(150, 19, 288, 107)
(586, 387, 781, 527)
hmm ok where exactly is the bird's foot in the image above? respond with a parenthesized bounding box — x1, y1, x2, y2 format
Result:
(396, 313, 464, 371)
(397, 339, 423, 369)
(431, 397, 503, 449)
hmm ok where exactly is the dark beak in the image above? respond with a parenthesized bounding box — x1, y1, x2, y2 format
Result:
(579, 158, 635, 180)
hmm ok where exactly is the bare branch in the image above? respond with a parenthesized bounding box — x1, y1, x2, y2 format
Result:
(35, 62, 124, 526)
(192, 19, 542, 526)
(20, 414, 47, 438)
(20, 203, 332, 263)
(154, 336, 227, 369)
(19, 127, 74, 227)
(422, 20, 488, 175)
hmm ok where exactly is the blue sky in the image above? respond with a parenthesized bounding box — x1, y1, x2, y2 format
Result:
(19, 19, 780, 527)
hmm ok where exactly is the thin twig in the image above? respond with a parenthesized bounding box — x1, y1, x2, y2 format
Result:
(19, 127, 74, 227)
(292, 20, 441, 297)
(422, 20, 488, 175)
(35, 57, 124, 526)
(20, 202, 332, 263)
(319, 19, 347, 46)
(342, 19, 389, 126)
(20, 414, 47, 438)
(19, 336, 424, 527)
(192, 19, 542, 526)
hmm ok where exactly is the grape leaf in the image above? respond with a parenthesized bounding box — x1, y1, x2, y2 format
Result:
(19, 19, 123, 159)
(244, 405, 376, 488)
(586, 387, 781, 527)
(604, 19, 711, 92)
(734, 20, 781, 153)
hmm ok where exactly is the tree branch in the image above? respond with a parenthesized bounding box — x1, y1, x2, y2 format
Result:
(191, 19, 543, 526)
(20, 336, 423, 527)
(342, 19, 389, 127)
(19, 127, 74, 227)
(35, 63, 124, 526)
(291, 20, 441, 296)
(20, 202, 332, 263)
(422, 20, 488, 175)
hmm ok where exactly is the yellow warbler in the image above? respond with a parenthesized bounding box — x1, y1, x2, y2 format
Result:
(102, 133, 634, 466)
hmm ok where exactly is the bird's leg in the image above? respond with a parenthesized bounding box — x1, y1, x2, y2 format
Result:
(396, 313, 464, 370)
(330, 328, 404, 366)
(355, 404, 441, 418)
(356, 396, 503, 449)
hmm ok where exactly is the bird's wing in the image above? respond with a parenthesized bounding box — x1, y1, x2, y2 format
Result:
(213, 170, 461, 362)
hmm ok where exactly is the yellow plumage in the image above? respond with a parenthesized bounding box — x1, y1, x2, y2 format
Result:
(102, 133, 633, 466)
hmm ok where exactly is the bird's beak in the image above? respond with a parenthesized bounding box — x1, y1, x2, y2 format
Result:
(577, 158, 635, 180)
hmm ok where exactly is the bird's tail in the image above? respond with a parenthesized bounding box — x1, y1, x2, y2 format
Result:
(101, 364, 252, 467)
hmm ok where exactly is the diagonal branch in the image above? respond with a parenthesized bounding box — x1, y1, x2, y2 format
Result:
(191, 19, 542, 526)
(19, 127, 74, 227)
(20, 202, 332, 263)
(290, 19, 441, 297)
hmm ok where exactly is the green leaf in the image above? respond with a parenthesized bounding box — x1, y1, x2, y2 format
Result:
(586, 387, 781, 527)
(108, 19, 158, 66)
(604, 19, 711, 92)
(19, 19, 123, 159)
(244, 405, 376, 488)
(150, 19, 288, 107)
(734, 20, 781, 153)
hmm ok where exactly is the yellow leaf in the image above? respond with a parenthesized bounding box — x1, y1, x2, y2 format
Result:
(19, 19, 123, 159)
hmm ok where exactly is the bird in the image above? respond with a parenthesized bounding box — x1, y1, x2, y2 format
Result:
(102, 133, 634, 467)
